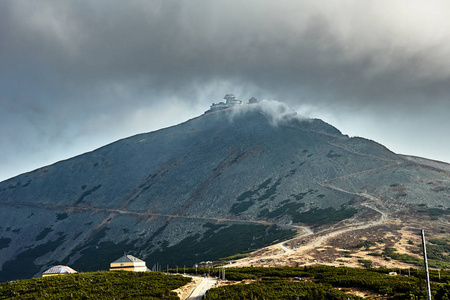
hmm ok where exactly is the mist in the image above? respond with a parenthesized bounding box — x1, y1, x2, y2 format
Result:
(1, 0, 450, 181)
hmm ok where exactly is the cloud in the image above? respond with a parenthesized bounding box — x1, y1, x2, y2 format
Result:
(3, 0, 450, 106)
(1, 0, 450, 180)
(227, 99, 304, 127)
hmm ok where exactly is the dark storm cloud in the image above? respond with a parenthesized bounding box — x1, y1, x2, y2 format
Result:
(1, 0, 450, 180)
(3, 0, 450, 104)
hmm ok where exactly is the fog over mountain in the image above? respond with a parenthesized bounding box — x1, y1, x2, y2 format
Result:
(1, 101, 449, 282)
(2, 1, 450, 181)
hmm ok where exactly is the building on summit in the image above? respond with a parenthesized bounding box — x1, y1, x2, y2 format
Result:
(207, 94, 258, 113)
(208, 94, 242, 112)
(223, 94, 242, 106)
(109, 254, 148, 272)
(248, 97, 258, 104)
(42, 265, 77, 277)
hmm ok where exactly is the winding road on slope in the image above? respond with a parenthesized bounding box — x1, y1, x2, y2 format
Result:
(0, 200, 287, 228)
(223, 225, 314, 268)
(2, 184, 389, 271)
(224, 189, 388, 268)
(184, 276, 218, 300)
(305, 202, 386, 249)
(276, 225, 313, 254)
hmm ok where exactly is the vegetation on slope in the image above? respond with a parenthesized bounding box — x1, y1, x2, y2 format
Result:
(259, 204, 357, 226)
(0, 271, 190, 300)
(382, 237, 450, 269)
(147, 223, 296, 267)
(0, 235, 67, 283)
(203, 266, 450, 300)
(207, 277, 361, 300)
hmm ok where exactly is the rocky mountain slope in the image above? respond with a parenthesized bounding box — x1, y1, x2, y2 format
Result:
(0, 101, 449, 282)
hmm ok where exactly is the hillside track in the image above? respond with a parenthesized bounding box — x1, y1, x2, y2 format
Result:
(224, 187, 389, 268)
(0, 200, 285, 228)
(319, 160, 405, 186)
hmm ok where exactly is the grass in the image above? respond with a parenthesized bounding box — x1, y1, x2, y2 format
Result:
(35, 228, 53, 241)
(230, 201, 254, 214)
(0, 238, 11, 251)
(147, 224, 295, 267)
(0, 271, 190, 300)
(263, 202, 305, 219)
(326, 150, 342, 158)
(358, 259, 373, 269)
(56, 213, 68, 221)
(417, 208, 450, 216)
(0, 235, 67, 283)
(63, 228, 134, 272)
(383, 247, 422, 267)
(56, 222, 294, 276)
(257, 179, 282, 201)
(207, 278, 362, 300)
(233, 177, 279, 204)
(352, 241, 376, 250)
(291, 207, 357, 225)
(385, 238, 450, 269)
(219, 252, 251, 261)
(74, 184, 102, 205)
(260, 204, 357, 226)
(201, 266, 450, 299)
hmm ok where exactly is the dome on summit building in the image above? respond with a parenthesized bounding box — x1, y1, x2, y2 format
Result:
(224, 94, 236, 100)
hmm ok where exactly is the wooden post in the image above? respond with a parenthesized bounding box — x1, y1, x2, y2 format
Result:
(421, 229, 432, 300)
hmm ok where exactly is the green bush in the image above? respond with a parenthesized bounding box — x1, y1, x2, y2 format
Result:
(0, 271, 190, 300)
(358, 259, 373, 269)
(204, 266, 450, 299)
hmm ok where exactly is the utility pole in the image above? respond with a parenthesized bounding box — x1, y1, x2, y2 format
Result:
(421, 229, 432, 300)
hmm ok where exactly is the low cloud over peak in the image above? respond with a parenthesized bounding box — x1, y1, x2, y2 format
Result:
(1, 0, 450, 181)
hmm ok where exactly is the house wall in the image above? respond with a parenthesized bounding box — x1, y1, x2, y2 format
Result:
(109, 261, 147, 272)
(42, 274, 61, 277)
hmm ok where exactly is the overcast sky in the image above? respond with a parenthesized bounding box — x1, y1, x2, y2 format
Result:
(1, 0, 450, 182)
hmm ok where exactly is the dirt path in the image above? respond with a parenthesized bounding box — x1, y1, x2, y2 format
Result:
(225, 188, 389, 268)
(275, 225, 314, 254)
(303, 203, 386, 250)
(224, 226, 314, 268)
(0, 200, 286, 228)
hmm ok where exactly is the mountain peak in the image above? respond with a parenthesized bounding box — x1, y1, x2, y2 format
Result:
(0, 97, 449, 282)
(206, 94, 301, 123)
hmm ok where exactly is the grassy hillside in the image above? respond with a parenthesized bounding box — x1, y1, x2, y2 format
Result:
(204, 266, 450, 300)
(1, 102, 449, 282)
(0, 271, 190, 299)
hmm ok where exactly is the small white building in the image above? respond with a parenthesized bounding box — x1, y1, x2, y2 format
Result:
(42, 265, 77, 277)
(109, 254, 148, 272)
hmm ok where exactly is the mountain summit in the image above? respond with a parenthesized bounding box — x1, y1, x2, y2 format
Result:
(0, 100, 449, 281)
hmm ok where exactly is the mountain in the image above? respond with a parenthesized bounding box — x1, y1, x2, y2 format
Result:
(0, 101, 449, 282)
